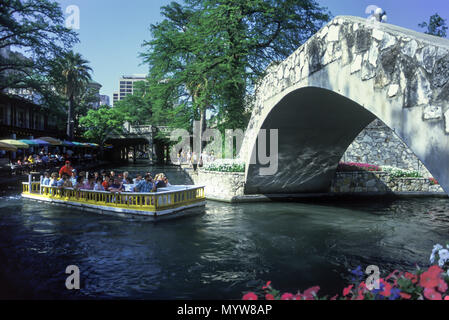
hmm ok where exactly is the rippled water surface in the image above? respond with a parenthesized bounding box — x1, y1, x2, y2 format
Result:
(1, 163, 449, 299)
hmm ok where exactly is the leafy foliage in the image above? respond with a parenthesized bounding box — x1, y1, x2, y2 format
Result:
(50, 51, 92, 138)
(79, 106, 125, 145)
(0, 0, 78, 94)
(419, 13, 448, 38)
(140, 0, 331, 135)
(203, 159, 245, 172)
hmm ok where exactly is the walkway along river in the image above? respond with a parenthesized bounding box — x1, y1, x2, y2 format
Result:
(0, 162, 448, 299)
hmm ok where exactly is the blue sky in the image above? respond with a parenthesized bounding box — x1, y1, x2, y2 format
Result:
(55, 0, 449, 101)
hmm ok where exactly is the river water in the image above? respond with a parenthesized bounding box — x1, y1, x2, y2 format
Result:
(0, 162, 448, 299)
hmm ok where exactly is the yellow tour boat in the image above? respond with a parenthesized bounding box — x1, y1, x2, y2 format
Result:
(21, 175, 206, 220)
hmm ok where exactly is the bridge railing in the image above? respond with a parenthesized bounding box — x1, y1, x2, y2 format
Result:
(22, 183, 205, 212)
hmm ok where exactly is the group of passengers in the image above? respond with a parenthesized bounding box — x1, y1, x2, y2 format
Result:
(41, 160, 171, 194)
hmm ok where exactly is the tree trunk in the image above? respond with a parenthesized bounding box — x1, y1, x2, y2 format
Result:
(66, 96, 74, 139)
(199, 107, 207, 155)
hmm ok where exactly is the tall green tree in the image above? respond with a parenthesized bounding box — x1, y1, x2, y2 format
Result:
(51, 51, 92, 139)
(79, 106, 125, 146)
(0, 0, 78, 93)
(419, 13, 448, 38)
(141, 0, 330, 153)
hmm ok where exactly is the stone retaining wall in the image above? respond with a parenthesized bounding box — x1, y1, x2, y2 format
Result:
(342, 119, 432, 177)
(187, 169, 444, 202)
(330, 171, 444, 193)
(190, 170, 245, 202)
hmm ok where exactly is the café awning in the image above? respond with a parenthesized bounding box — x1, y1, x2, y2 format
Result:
(0, 142, 18, 151)
(0, 139, 30, 148)
(37, 137, 62, 146)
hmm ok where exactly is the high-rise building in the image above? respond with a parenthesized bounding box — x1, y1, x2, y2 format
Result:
(87, 80, 102, 110)
(112, 74, 146, 106)
(100, 95, 110, 107)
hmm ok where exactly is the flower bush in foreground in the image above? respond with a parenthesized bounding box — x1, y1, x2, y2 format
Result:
(242, 244, 449, 300)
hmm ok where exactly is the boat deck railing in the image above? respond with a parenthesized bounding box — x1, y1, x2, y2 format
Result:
(22, 182, 205, 212)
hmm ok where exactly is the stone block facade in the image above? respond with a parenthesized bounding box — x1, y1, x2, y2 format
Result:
(330, 171, 443, 193)
(342, 119, 432, 177)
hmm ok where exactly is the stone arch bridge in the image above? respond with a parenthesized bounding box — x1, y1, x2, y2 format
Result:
(239, 16, 449, 195)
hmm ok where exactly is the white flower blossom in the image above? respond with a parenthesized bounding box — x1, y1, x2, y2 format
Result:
(438, 249, 449, 267)
(430, 244, 443, 263)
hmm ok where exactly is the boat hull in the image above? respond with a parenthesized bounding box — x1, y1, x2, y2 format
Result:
(21, 192, 206, 221)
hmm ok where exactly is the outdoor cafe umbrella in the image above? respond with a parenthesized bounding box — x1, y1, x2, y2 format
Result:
(0, 139, 29, 148)
(62, 140, 75, 147)
(31, 139, 50, 145)
(37, 137, 62, 146)
(19, 139, 39, 146)
(0, 142, 18, 152)
(19, 139, 49, 146)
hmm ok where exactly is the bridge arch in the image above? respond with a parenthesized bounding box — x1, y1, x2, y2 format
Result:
(240, 16, 449, 195)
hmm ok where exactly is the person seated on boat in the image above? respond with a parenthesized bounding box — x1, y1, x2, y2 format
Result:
(56, 174, 69, 187)
(122, 171, 129, 182)
(74, 176, 84, 190)
(94, 177, 105, 191)
(133, 174, 142, 184)
(70, 169, 77, 186)
(79, 171, 86, 180)
(122, 177, 134, 192)
(59, 161, 73, 178)
(134, 174, 156, 193)
(63, 175, 73, 188)
(102, 175, 111, 191)
(154, 173, 167, 188)
(49, 172, 59, 187)
(108, 177, 122, 193)
(163, 174, 171, 187)
(42, 172, 51, 186)
(83, 175, 95, 190)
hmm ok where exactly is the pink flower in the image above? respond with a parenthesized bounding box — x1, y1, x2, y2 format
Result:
(428, 265, 443, 276)
(438, 279, 448, 293)
(343, 285, 354, 297)
(281, 293, 294, 300)
(444, 296, 449, 300)
(424, 288, 442, 300)
(404, 272, 418, 284)
(379, 280, 392, 297)
(399, 292, 412, 299)
(330, 294, 338, 300)
(303, 286, 320, 300)
(262, 281, 272, 290)
(243, 292, 258, 300)
(265, 294, 275, 300)
(386, 270, 400, 280)
(420, 267, 442, 289)
(356, 290, 365, 300)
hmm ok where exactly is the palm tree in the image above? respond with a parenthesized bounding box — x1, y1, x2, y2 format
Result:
(53, 51, 92, 139)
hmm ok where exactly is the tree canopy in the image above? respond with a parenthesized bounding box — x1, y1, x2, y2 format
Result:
(0, 0, 78, 94)
(140, 0, 331, 135)
(419, 13, 448, 38)
(79, 106, 125, 145)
